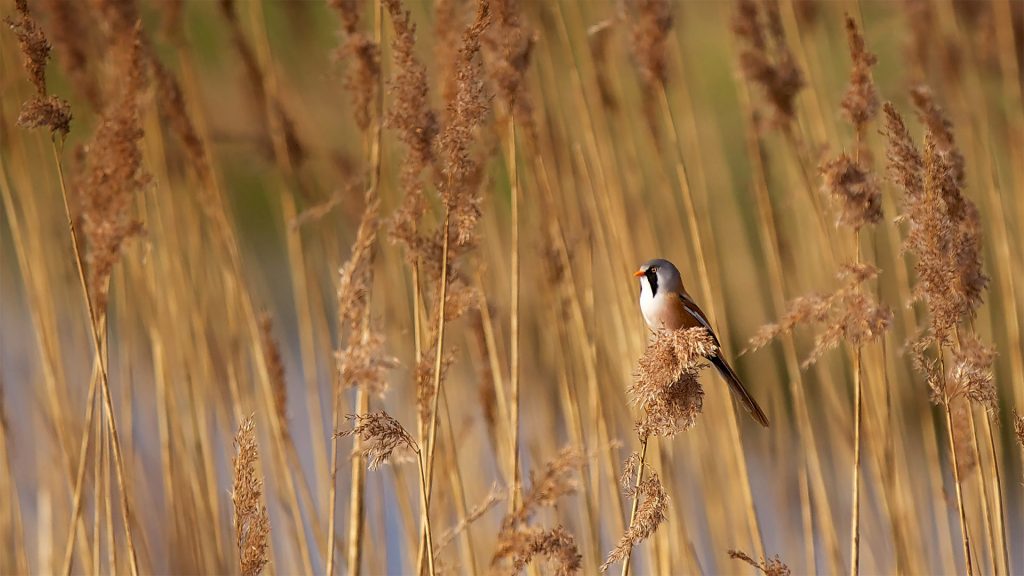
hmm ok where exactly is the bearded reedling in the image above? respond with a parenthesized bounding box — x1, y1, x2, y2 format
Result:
(635, 258, 770, 427)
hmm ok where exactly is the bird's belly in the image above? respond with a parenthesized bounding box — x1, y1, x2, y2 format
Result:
(640, 293, 684, 330)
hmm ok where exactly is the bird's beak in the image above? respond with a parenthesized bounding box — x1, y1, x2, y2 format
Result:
(633, 268, 646, 278)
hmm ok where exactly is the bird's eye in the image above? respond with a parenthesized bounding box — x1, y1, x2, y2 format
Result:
(650, 266, 658, 273)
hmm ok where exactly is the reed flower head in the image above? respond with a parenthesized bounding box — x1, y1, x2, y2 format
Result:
(748, 264, 891, 367)
(78, 23, 150, 313)
(232, 416, 271, 576)
(732, 0, 805, 130)
(6, 0, 73, 136)
(627, 0, 673, 91)
(338, 411, 418, 469)
(939, 334, 997, 409)
(40, 0, 100, 107)
(492, 447, 585, 575)
(840, 15, 878, 134)
(330, 0, 381, 133)
(258, 313, 289, 434)
(729, 550, 792, 576)
(632, 327, 715, 437)
(600, 454, 668, 572)
(820, 152, 882, 230)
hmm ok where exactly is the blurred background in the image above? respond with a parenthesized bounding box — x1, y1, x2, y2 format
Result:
(1, 0, 1023, 574)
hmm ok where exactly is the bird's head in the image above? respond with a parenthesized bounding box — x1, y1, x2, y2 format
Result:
(633, 258, 683, 296)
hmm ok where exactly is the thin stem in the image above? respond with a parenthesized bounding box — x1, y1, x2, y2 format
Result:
(50, 140, 139, 576)
(418, 207, 451, 576)
(621, 435, 650, 576)
(508, 110, 522, 514)
(939, 345, 973, 576)
(416, 449, 436, 576)
(850, 239, 863, 576)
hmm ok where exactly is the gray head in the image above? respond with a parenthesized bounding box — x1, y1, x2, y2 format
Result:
(634, 258, 683, 296)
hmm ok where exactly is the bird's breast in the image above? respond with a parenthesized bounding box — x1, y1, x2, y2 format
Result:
(640, 292, 685, 330)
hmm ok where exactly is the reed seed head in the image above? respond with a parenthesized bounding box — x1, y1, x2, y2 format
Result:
(728, 550, 792, 576)
(232, 416, 271, 576)
(601, 459, 668, 572)
(748, 264, 890, 367)
(78, 22, 150, 313)
(338, 411, 418, 469)
(840, 15, 879, 133)
(632, 327, 715, 437)
(820, 152, 882, 230)
(732, 0, 805, 130)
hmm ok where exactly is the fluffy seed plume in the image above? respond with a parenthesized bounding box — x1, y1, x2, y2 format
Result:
(632, 327, 716, 437)
(600, 454, 669, 572)
(728, 550, 792, 576)
(840, 15, 879, 135)
(493, 525, 582, 576)
(732, 0, 805, 130)
(338, 411, 418, 469)
(939, 334, 997, 408)
(258, 313, 289, 434)
(40, 0, 100, 107)
(884, 97, 987, 344)
(748, 264, 891, 367)
(330, 0, 381, 133)
(820, 153, 882, 230)
(483, 0, 536, 126)
(77, 24, 150, 313)
(492, 447, 585, 575)
(1013, 411, 1024, 453)
(627, 0, 673, 91)
(435, 482, 505, 554)
(438, 0, 491, 247)
(232, 416, 271, 576)
(6, 0, 72, 136)
(384, 0, 441, 277)
(335, 195, 397, 398)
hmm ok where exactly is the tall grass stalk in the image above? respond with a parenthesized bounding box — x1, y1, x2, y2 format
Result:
(49, 139, 140, 576)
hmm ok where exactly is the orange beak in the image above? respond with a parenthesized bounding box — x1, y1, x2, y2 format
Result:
(633, 268, 646, 278)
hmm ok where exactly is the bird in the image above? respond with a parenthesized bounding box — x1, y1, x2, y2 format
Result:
(634, 258, 770, 428)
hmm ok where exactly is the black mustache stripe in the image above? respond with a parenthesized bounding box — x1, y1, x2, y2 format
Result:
(645, 269, 659, 296)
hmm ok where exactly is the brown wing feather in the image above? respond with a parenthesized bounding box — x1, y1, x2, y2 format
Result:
(678, 293, 770, 427)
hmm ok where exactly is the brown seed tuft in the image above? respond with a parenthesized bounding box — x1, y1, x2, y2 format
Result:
(732, 0, 805, 130)
(338, 411, 418, 469)
(40, 0, 101, 108)
(6, 0, 73, 136)
(820, 152, 882, 230)
(17, 96, 72, 137)
(77, 23, 150, 313)
(632, 327, 715, 437)
(748, 264, 890, 367)
(1012, 411, 1024, 451)
(492, 447, 585, 575)
(5, 0, 50, 97)
(946, 334, 997, 408)
(840, 15, 879, 134)
(258, 313, 289, 434)
(438, 0, 492, 248)
(728, 549, 792, 576)
(232, 416, 271, 576)
(627, 0, 673, 91)
(601, 460, 668, 572)
(335, 194, 397, 398)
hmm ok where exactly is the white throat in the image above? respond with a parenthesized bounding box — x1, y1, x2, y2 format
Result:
(638, 276, 664, 329)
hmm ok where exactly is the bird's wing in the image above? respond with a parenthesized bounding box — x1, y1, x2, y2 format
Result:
(677, 292, 770, 427)
(676, 292, 720, 346)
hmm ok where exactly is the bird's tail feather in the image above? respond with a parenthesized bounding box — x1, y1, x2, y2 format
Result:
(710, 354, 770, 428)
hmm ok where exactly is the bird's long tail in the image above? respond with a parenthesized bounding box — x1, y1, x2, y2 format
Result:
(710, 354, 770, 428)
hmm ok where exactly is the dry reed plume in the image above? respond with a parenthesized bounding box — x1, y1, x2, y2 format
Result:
(3, 3, 1023, 576)
(232, 417, 271, 576)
